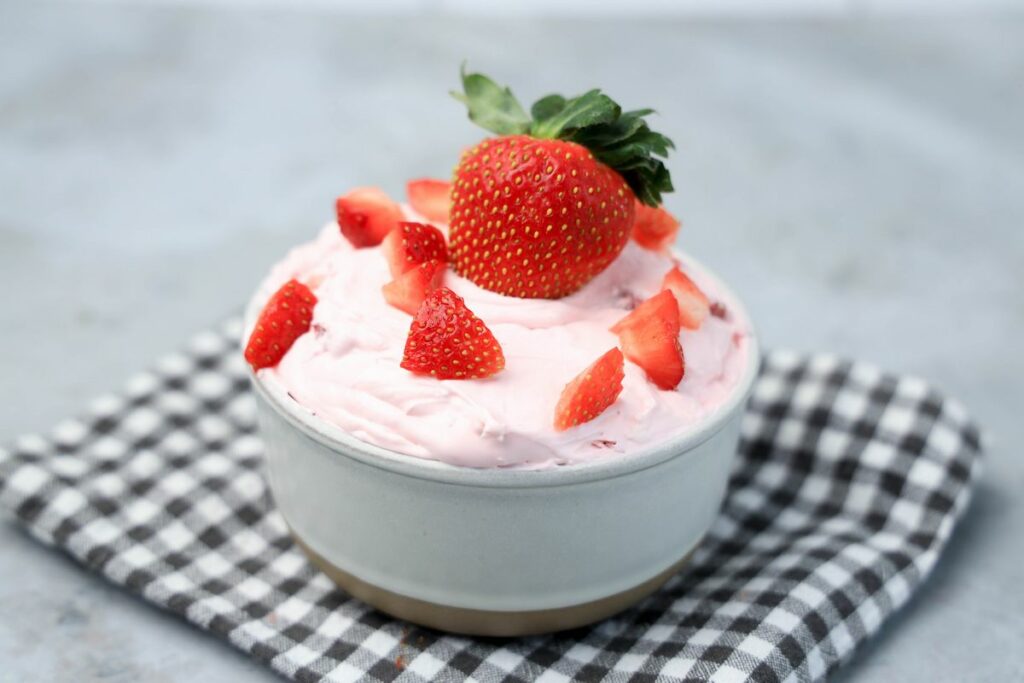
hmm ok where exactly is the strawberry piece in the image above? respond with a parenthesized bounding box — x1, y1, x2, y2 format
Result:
(382, 260, 446, 315)
(661, 266, 710, 330)
(400, 287, 505, 379)
(553, 348, 625, 431)
(631, 201, 680, 252)
(406, 179, 452, 223)
(610, 289, 678, 335)
(450, 136, 635, 299)
(244, 279, 317, 370)
(335, 187, 404, 248)
(380, 221, 449, 278)
(610, 290, 684, 390)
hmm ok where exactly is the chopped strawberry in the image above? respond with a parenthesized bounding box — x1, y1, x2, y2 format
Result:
(406, 179, 452, 223)
(400, 287, 505, 379)
(610, 289, 677, 335)
(381, 221, 449, 278)
(335, 187, 404, 248)
(661, 266, 710, 330)
(244, 279, 317, 370)
(382, 260, 446, 315)
(631, 201, 681, 252)
(553, 348, 625, 431)
(610, 290, 684, 390)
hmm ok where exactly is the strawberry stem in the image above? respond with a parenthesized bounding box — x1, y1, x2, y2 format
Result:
(453, 68, 675, 206)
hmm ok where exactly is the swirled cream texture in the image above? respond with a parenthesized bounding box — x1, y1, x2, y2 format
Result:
(251, 218, 751, 469)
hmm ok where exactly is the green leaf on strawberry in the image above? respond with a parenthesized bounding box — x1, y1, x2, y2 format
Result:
(530, 89, 620, 139)
(453, 68, 674, 206)
(450, 66, 531, 136)
(530, 94, 567, 122)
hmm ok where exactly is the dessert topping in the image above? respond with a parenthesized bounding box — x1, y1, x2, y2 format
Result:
(662, 266, 710, 330)
(448, 69, 674, 299)
(381, 221, 449, 278)
(382, 260, 446, 315)
(611, 289, 685, 389)
(554, 348, 625, 431)
(336, 187, 404, 248)
(400, 287, 505, 379)
(406, 178, 452, 223)
(632, 201, 681, 252)
(244, 279, 317, 370)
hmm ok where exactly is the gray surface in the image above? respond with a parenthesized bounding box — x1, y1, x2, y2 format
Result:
(1, 3, 1022, 681)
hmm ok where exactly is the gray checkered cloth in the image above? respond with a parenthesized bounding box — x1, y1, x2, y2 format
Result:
(0, 317, 982, 682)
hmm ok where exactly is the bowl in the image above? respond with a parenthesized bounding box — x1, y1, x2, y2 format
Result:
(247, 255, 759, 636)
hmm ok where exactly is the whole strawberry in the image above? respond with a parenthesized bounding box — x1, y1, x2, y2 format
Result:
(450, 69, 674, 299)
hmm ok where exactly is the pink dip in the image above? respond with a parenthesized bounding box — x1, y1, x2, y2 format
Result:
(249, 211, 751, 469)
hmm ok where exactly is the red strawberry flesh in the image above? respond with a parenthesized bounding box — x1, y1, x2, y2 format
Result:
(631, 201, 680, 252)
(381, 221, 449, 278)
(449, 136, 635, 299)
(336, 187, 404, 248)
(553, 348, 625, 431)
(407, 178, 452, 223)
(400, 287, 505, 379)
(244, 279, 317, 371)
(611, 289, 685, 390)
(662, 266, 710, 330)
(382, 260, 446, 316)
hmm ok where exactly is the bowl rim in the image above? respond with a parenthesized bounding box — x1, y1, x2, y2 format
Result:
(247, 251, 760, 488)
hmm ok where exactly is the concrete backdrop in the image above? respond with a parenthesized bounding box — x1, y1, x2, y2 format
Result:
(0, 3, 1021, 681)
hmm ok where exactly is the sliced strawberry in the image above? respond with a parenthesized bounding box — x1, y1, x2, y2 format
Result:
(383, 260, 446, 315)
(662, 266, 710, 330)
(244, 279, 317, 371)
(381, 221, 449, 278)
(406, 178, 452, 223)
(610, 290, 684, 390)
(631, 201, 681, 252)
(554, 348, 625, 431)
(336, 187, 404, 248)
(400, 287, 505, 379)
(610, 289, 678, 335)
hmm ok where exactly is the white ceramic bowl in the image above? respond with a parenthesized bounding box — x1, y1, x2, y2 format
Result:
(247, 257, 759, 636)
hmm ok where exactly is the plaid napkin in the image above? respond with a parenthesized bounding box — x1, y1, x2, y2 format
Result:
(0, 317, 982, 683)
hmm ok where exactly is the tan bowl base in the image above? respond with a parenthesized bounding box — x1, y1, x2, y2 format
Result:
(292, 533, 696, 637)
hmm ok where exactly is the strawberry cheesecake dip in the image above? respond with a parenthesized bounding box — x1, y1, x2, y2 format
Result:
(244, 70, 751, 470)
